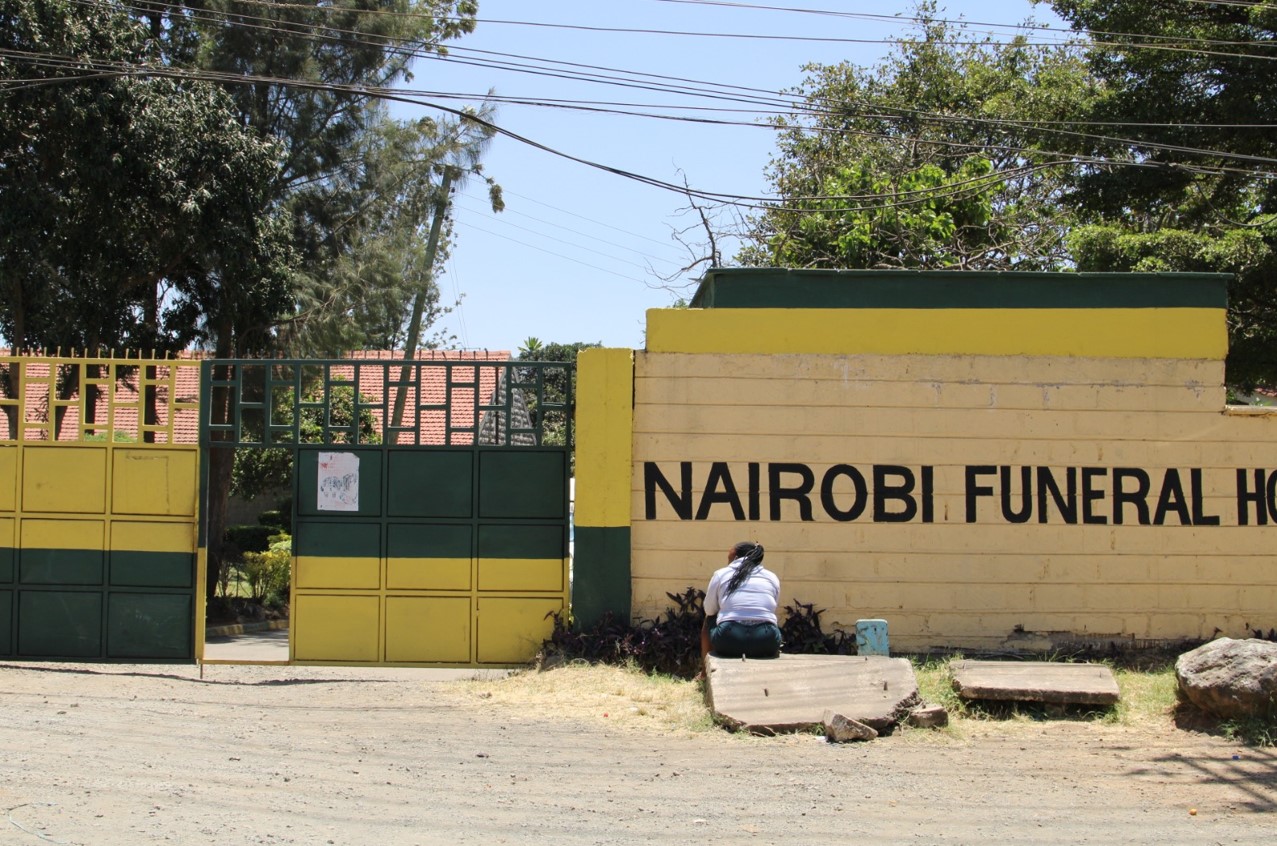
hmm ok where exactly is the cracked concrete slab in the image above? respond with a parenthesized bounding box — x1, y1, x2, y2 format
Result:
(704, 653, 919, 734)
(950, 660, 1121, 706)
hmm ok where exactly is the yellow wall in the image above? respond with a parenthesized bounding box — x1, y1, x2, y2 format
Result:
(630, 346, 1277, 651)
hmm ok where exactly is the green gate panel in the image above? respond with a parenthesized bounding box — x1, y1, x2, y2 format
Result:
(386, 450, 474, 517)
(0, 547, 12, 582)
(295, 521, 381, 558)
(0, 590, 11, 655)
(296, 448, 383, 517)
(109, 551, 195, 588)
(20, 549, 104, 585)
(478, 451, 567, 519)
(19, 590, 102, 658)
(107, 593, 193, 659)
(478, 524, 565, 559)
(387, 523, 472, 558)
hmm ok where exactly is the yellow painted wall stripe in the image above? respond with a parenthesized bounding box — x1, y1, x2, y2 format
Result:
(576, 348, 634, 527)
(646, 307, 1227, 359)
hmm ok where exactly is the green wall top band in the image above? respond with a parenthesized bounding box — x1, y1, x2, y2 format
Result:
(690, 269, 1230, 310)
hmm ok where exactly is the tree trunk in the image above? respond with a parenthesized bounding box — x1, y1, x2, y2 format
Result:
(204, 329, 236, 608)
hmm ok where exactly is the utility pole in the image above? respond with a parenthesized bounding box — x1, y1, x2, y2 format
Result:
(392, 165, 455, 432)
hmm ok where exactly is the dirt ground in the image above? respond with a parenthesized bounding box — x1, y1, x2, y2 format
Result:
(1, 661, 1274, 845)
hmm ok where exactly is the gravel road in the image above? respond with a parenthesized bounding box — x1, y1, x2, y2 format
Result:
(1, 662, 1273, 845)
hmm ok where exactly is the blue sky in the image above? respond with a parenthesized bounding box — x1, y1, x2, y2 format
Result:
(394, 1, 1070, 353)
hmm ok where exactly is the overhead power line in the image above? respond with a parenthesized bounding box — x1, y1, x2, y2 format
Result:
(7, 45, 1277, 217)
(86, 0, 1277, 64)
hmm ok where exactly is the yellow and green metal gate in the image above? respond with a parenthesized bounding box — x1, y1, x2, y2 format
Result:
(201, 358, 572, 666)
(0, 355, 201, 661)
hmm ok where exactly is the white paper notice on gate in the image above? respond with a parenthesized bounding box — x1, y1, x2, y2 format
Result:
(317, 451, 360, 511)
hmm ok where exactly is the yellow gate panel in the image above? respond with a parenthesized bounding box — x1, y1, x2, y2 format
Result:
(477, 596, 562, 664)
(477, 557, 565, 592)
(295, 556, 381, 590)
(21, 518, 105, 550)
(386, 557, 471, 590)
(111, 449, 197, 516)
(110, 520, 192, 553)
(294, 594, 379, 661)
(22, 447, 107, 513)
(0, 447, 17, 511)
(385, 596, 471, 662)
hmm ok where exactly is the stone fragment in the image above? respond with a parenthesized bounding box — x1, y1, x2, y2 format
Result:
(823, 711, 878, 742)
(906, 703, 949, 729)
(1175, 638, 1277, 720)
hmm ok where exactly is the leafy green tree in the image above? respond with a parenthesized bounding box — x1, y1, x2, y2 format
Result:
(134, 1, 482, 352)
(740, 4, 1095, 270)
(0, 0, 294, 356)
(1048, 0, 1277, 387)
(517, 341, 599, 464)
(283, 105, 503, 357)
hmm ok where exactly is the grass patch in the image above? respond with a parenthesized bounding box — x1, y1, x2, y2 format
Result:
(447, 662, 719, 736)
(909, 656, 1182, 730)
(1216, 715, 1277, 747)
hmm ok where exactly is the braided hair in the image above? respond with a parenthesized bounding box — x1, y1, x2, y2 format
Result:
(723, 541, 765, 596)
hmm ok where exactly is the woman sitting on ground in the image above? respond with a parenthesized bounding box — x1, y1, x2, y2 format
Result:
(700, 541, 782, 665)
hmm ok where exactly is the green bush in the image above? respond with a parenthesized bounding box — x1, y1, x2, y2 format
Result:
(543, 588, 855, 679)
(224, 524, 272, 554)
(238, 532, 291, 606)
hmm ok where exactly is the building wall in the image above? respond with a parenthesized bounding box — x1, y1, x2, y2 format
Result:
(621, 276, 1277, 652)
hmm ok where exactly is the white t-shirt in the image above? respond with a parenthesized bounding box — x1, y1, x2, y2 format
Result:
(704, 558, 780, 624)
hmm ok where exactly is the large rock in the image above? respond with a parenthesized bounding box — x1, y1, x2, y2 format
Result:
(1175, 638, 1277, 720)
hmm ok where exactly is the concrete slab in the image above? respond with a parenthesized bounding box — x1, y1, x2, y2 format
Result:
(950, 660, 1120, 706)
(705, 653, 919, 734)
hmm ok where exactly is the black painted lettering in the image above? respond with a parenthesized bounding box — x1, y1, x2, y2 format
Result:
(965, 465, 996, 523)
(1112, 467, 1151, 526)
(769, 463, 815, 521)
(873, 465, 917, 523)
(1154, 469, 1191, 526)
(1190, 468, 1220, 526)
(1236, 469, 1267, 526)
(1000, 465, 1033, 524)
(1268, 472, 1277, 524)
(644, 461, 692, 520)
(695, 461, 745, 521)
(747, 462, 761, 522)
(1081, 467, 1108, 525)
(1036, 466, 1077, 524)
(819, 464, 868, 522)
(921, 465, 934, 523)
